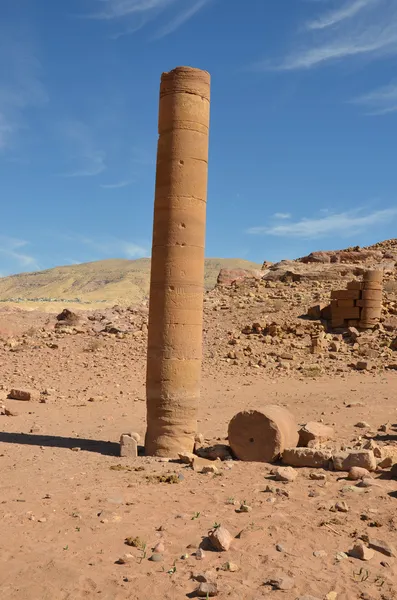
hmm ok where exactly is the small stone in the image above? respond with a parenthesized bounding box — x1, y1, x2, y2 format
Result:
(178, 452, 195, 465)
(7, 389, 37, 401)
(334, 501, 349, 513)
(38, 517, 47, 523)
(326, 593, 338, 600)
(201, 465, 219, 475)
(349, 541, 374, 561)
(313, 550, 327, 558)
(115, 553, 134, 564)
(71, 447, 81, 452)
(355, 421, 371, 428)
(195, 548, 205, 560)
(120, 434, 138, 458)
(310, 472, 326, 481)
(221, 561, 239, 572)
(299, 422, 335, 447)
(275, 466, 297, 483)
(275, 544, 285, 553)
(195, 433, 205, 444)
(348, 467, 370, 480)
(149, 553, 163, 562)
(267, 576, 295, 591)
(335, 552, 348, 562)
(236, 503, 252, 513)
(368, 538, 396, 557)
(208, 526, 233, 551)
(153, 541, 165, 553)
(196, 582, 218, 597)
(357, 478, 381, 488)
(356, 361, 370, 371)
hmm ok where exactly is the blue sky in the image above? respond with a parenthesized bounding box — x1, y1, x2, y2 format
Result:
(1, 0, 396, 276)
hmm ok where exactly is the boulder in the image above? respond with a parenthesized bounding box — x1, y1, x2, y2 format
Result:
(282, 448, 332, 469)
(332, 450, 376, 472)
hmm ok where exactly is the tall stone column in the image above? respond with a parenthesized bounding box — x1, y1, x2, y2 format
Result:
(145, 66, 211, 457)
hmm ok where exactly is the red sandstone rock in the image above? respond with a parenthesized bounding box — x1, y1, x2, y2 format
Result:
(299, 422, 335, 447)
(208, 526, 233, 551)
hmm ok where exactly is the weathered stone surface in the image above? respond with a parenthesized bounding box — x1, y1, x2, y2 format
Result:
(376, 446, 397, 468)
(332, 450, 376, 472)
(275, 466, 297, 482)
(120, 434, 138, 458)
(208, 526, 233, 551)
(282, 447, 332, 468)
(299, 422, 335, 447)
(217, 268, 263, 286)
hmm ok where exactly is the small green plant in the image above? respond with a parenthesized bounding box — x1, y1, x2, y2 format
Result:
(226, 497, 235, 505)
(191, 511, 200, 520)
(212, 522, 221, 530)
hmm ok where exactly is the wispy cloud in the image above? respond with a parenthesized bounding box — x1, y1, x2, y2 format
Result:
(273, 212, 291, 220)
(253, 0, 397, 71)
(57, 121, 106, 177)
(0, 32, 48, 151)
(306, 0, 376, 30)
(100, 180, 132, 189)
(87, 0, 211, 39)
(59, 234, 148, 259)
(352, 82, 397, 114)
(0, 235, 39, 270)
(247, 207, 397, 239)
(153, 0, 210, 39)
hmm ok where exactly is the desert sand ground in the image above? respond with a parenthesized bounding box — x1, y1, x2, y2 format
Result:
(1, 276, 397, 600)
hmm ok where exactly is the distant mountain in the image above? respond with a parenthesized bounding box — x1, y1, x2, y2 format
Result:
(0, 258, 262, 305)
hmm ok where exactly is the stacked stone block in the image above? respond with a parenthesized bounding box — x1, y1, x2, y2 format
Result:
(330, 270, 383, 329)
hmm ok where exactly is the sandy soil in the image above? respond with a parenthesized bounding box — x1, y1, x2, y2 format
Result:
(1, 303, 397, 600)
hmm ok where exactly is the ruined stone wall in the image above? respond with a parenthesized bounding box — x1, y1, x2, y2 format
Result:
(330, 270, 383, 329)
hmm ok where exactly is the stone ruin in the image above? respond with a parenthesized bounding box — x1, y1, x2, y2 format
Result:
(330, 269, 383, 329)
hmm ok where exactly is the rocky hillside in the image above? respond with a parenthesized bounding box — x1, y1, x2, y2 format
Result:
(0, 257, 261, 306)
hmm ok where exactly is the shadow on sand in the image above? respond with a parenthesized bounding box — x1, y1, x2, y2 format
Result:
(0, 431, 120, 456)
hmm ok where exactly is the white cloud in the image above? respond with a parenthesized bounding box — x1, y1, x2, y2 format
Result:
(352, 82, 397, 114)
(253, 0, 397, 71)
(57, 121, 106, 177)
(87, 0, 211, 39)
(247, 208, 397, 239)
(306, 0, 376, 30)
(100, 180, 132, 189)
(273, 212, 291, 220)
(0, 235, 39, 269)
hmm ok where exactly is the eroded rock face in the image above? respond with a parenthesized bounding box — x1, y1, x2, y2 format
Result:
(217, 269, 263, 286)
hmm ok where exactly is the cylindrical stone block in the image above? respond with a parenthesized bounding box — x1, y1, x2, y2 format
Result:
(364, 270, 383, 284)
(361, 289, 382, 301)
(361, 308, 382, 320)
(145, 67, 210, 457)
(228, 405, 299, 463)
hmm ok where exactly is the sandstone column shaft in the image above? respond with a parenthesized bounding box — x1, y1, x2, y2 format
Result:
(145, 66, 210, 457)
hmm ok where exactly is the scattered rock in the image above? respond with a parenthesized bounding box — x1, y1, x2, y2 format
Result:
(153, 541, 164, 553)
(196, 582, 218, 597)
(201, 464, 219, 475)
(7, 389, 36, 401)
(275, 466, 297, 482)
(208, 526, 233, 552)
(195, 548, 205, 560)
(310, 472, 326, 480)
(299, 422, 335, 447)
(334, 501, 349, 513)
(120, 434, 138, 458)
(313, 550, 327, 558)
(266, 576, 295, 591)
(349, 541, 374, 561)
(348, 467, 370, 480)
(355, 421, 371, 428)
(149, 553, 163, 562)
